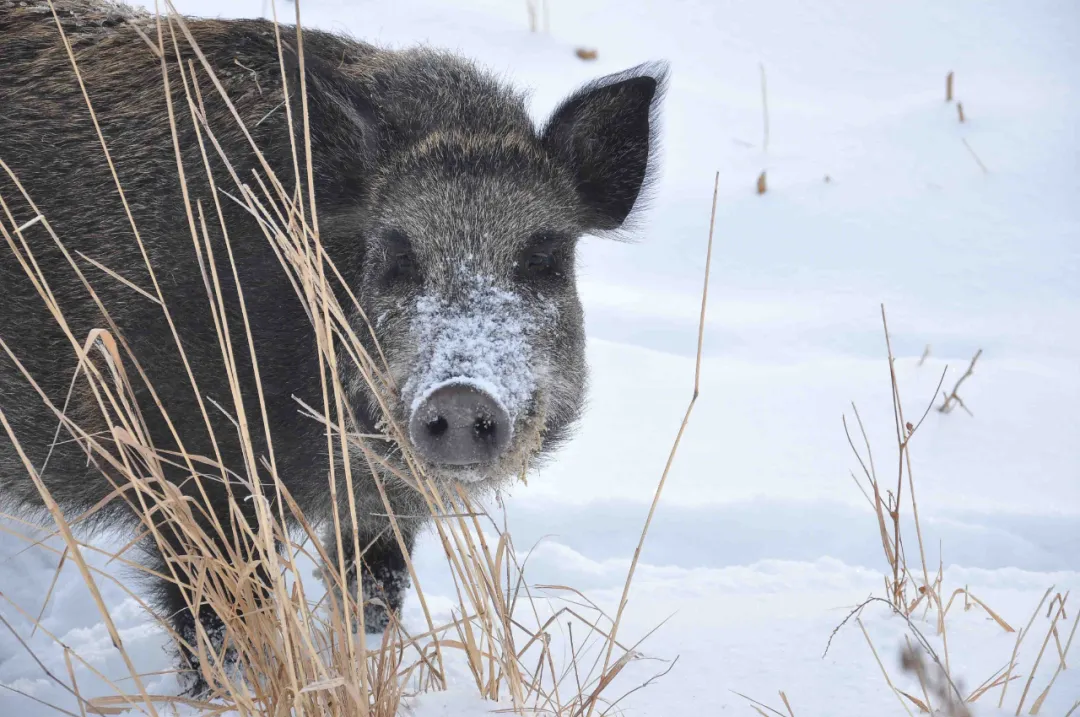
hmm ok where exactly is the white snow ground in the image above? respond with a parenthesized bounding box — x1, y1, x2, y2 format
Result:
(2, 0, 1079, 714)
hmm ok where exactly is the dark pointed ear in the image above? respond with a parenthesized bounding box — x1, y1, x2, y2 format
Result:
(542, 62, 668, 233)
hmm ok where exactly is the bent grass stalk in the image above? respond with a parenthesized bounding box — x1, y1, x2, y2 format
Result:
(823, 315, 1075, 715)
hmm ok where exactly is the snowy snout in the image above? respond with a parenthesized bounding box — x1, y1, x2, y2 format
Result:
(408, 381, 513, 466)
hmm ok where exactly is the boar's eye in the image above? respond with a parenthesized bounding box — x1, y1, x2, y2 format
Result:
(526, 252, 555, 274)
(381, 229, 419, 284)
(518, 233, 568, 282)
(391, 252, 417, 277)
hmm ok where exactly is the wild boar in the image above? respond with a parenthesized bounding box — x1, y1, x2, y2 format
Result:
(0, 0, 666, 692)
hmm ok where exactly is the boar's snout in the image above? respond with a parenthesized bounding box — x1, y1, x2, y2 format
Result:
(408, 382, 512, 466)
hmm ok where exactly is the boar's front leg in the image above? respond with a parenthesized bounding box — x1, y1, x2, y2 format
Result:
(322, 525, 417, 634)
(145, 496, 281, 697)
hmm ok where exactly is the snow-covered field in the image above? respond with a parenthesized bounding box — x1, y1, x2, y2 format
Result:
(2, 0, 1078, 714)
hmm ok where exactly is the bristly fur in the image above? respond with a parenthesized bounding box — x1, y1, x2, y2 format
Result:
(0, 0, 667, 695)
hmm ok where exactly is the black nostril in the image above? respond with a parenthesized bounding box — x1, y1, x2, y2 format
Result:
(474, 416, 496, 441)
(426, 416, 449, 438)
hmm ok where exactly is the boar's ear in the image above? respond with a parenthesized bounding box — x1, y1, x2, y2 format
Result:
(542, 62, 667, 233)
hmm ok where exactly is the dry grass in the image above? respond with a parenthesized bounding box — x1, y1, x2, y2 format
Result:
(825, 311, 1076, 715)
(961, 139, 990, 175)
(841, 307, 942, 619)
(938, 348, 981, 416)
(731, 688, 796, 717)
(0, 2, 718, 714)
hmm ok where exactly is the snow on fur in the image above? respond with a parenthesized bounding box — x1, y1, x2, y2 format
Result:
(403, 270, 540, 424)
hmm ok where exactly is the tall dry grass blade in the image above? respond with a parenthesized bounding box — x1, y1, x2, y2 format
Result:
(778, 690, 795, 716)
(966, 662, 1012, 703)
(1014, 597, 1068, 715)
(31, 545, 69, 638)
(730, 690, 788, 717)
(1026, 664, 1061, 714)
(0, 684, 81, 717)
(881, 306, 931, 611)
(63, 647, 88, 717)
(999, 587, 1054, 708)
(857, 618, 915, 717)
(589, 169, 718, 717)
